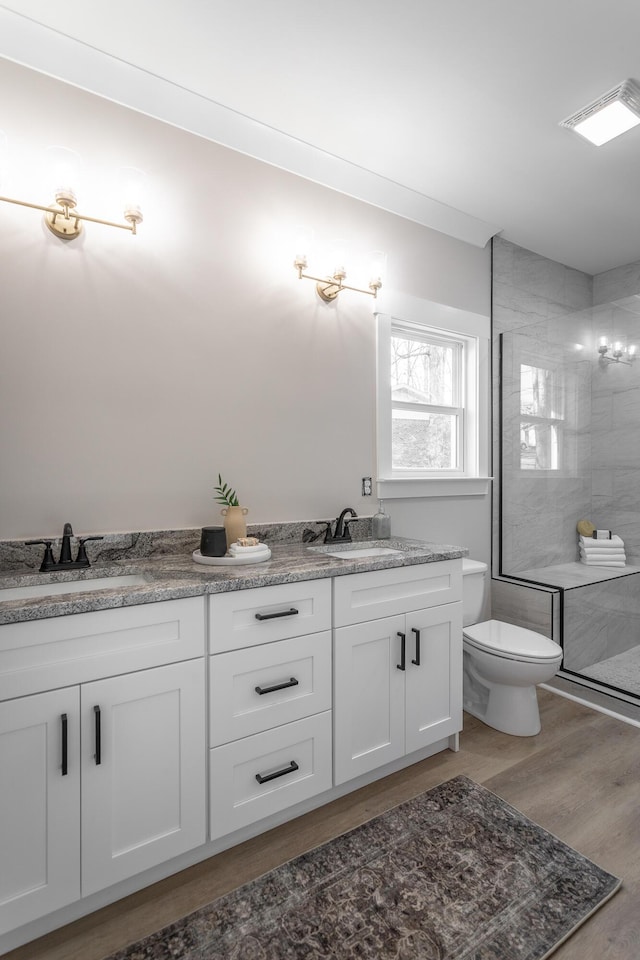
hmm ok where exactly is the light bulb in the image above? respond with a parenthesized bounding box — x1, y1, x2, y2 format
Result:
(118, 166, 146, 221)
(293, 226, 314, 267)
(368, 249, 387, 287)
(45, 146, 82, 206)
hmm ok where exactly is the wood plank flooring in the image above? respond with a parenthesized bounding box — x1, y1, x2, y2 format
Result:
(6, 688, 639, 960)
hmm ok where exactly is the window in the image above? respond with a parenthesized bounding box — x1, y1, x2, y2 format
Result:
(519, 361, 564, 472)
(376, 297, 490, 498)
(390, 327, 464, 471)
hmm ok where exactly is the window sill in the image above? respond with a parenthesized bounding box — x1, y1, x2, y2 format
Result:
(377, 477, 492, 499)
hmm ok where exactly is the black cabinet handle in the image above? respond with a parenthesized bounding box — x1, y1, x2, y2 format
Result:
(61, 713, 68, 776)
(397, 631, 406, 671)
(93, 705, 101, 765)
(411, 627, 421, 666)
(255, 760, 299, 784)
(255, 677, 299, 696)
(255, 607, 299, 621)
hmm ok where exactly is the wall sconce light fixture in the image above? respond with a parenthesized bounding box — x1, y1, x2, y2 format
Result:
(0, 189, 143, 239)
(293, 254, 383, 302)
(0, 145, 143, 240)
(597, 337, 637, 365)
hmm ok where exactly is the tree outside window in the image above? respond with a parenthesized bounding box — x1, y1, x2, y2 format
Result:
(390, 327, 463, 472)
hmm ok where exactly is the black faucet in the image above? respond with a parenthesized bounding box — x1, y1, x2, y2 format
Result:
(316, 507, 358, 544)
(25, 522, 104, 572)
(59, 522, 74, 564)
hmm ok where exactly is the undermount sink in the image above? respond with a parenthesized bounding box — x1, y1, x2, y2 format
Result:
(309, 544, 403, 560)
(0, 575, 148, 602)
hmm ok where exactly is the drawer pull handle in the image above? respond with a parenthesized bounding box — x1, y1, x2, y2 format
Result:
(255, 677, 299, 696)
(255, 607, 299, 621)
(397, 631, 406, 671)
(411, 627, 421, 666)
(255, 760, 299, 784)
(94, 705, 101, 765)
(61, 713, 68, 776)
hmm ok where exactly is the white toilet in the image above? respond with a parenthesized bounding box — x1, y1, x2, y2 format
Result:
(462, 559, 563, 736)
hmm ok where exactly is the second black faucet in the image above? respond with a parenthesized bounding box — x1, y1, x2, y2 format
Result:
(26, 522, 104, 572)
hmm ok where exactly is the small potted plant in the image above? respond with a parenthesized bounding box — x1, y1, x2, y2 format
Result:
(214, 474, 248, 547)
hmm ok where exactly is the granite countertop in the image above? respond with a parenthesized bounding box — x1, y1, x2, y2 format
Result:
(0, 537, 466, 625)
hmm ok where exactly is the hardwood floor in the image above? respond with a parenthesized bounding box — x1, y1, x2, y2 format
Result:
(6, 687, 639, 960)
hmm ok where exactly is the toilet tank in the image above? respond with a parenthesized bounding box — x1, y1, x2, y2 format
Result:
(462, 558, 487, 626)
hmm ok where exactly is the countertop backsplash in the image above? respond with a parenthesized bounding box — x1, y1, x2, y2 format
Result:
(0, 518, 375, 571)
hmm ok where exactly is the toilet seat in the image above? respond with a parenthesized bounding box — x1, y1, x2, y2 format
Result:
(463, 619, 562, 663)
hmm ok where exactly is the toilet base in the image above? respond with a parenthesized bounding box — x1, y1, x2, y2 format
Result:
(464, 683, 541, 736)
(463, 653, 542, 736)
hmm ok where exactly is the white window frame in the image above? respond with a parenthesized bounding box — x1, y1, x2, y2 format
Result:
(375, 293, 491, 499)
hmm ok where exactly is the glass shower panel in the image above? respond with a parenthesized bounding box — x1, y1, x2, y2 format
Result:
(499, 295, 640, 706)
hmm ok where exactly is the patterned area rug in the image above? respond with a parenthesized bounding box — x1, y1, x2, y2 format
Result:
(108, 776, 620, 960)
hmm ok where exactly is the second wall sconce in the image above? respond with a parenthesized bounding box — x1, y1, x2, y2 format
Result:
(293, 253, 383, 302)
(597, 337, 637, 365)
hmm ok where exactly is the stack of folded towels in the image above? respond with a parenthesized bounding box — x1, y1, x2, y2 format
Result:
(228, 537, 271, 561)
(578, 535, 626, 567)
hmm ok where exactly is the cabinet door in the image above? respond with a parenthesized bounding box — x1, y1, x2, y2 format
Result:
(333, 615, 405, 785)
(405, 601, 463, 754)
(0, 687, 80, 934)
(81, 659, 206, 896)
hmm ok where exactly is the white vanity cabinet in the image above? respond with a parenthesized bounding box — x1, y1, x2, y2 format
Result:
(0, 598, 206, 935)
(0, 687, 81, 932)
(208, 579, 333, 839)
(333, 561, 463, 785)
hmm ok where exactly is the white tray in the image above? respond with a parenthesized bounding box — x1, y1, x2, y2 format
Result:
(192, 548, 271, 566)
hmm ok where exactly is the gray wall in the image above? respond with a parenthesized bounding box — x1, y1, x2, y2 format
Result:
(0, 58, 491, 561)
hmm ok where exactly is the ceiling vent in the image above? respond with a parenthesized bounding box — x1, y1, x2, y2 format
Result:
(560, 79, 640, 145)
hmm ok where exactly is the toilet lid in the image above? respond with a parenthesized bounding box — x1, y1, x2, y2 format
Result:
(463, 619, 562, 662)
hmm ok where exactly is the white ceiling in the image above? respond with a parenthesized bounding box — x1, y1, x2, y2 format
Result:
(2, 0, 640, 275)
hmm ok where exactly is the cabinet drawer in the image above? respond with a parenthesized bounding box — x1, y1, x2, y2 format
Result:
(209, 579, 331, 653)
(209, 711, 332, 840)
(210, 631, 331, 745)
(0, 598, 206, 700)
(333, 560, 462, 627)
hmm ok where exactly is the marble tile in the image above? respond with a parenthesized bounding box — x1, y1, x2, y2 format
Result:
(594, 260, 640, 305)
(564, 575, 640, 669)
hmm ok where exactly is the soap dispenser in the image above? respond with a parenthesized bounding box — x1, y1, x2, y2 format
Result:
(372, 500, 391, 539)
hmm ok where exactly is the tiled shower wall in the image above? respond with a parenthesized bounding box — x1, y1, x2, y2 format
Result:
(591, 264, 640, 561)
(492, 239, 592, 574)
(493, 238, 640, 574)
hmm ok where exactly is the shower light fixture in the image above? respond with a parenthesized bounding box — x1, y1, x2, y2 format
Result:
(560, 79, 640, 145)
(597, 338, 637, 365)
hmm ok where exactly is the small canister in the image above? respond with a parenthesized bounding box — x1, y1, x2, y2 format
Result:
(200, 526, 227, 557)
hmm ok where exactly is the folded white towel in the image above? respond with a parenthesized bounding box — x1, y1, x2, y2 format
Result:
(580, 549, 626, 557)
(579, 544, 625, 560)
(579, 534, 624, 549)
(580, 549, 625, 562)
(229, 541, 267, 555)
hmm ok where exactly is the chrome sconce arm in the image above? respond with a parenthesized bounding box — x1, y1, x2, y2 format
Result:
(597, 339, 637, 366)
(294, 255, 382, 302)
